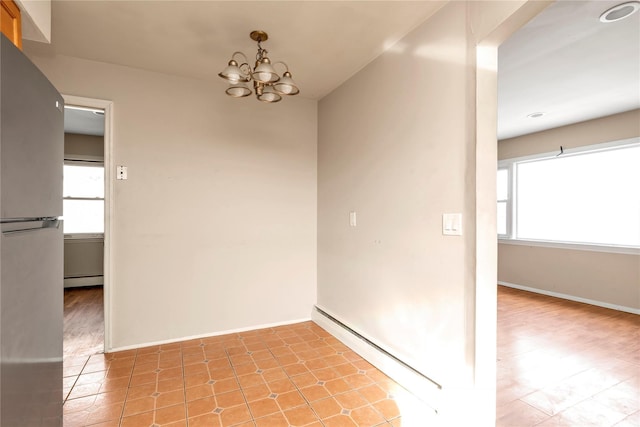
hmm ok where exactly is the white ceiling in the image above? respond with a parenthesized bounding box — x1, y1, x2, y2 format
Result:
(64, 107, 105, 136)
(498, 0, 640, 139)
(24, 1, 445, 100)
(24, 1, 639, 139)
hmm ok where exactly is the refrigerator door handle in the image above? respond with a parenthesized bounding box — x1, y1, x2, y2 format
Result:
(1, 219, 60, 235)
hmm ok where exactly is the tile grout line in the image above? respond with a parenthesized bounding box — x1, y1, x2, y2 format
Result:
(250, 328, 289, 425)
(119, 349, 137, 427)
(267, 329, 311, 423)
(89, 322, 409, 427)
(263, 326, 330, 427)
(225, 343, 255, 426)
(63, 355, 91, 404)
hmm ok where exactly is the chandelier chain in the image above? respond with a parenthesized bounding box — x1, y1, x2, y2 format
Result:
(256, 41, 268, 62)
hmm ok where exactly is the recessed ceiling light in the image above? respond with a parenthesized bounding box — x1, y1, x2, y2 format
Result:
(599, 1, 640, 23)
(526, 112, 546, 119)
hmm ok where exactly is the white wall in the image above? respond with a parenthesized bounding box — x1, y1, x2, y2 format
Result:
(317, 1, 545, 423)
(25, 52, 318, 349)
(15, 0, 51, 43)
(64, 133, 103, 160)
(64, 238, 103, 287)
(318, 2, 473, 386)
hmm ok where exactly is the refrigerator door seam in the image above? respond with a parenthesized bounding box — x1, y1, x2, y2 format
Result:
(1, 220, 60, 235)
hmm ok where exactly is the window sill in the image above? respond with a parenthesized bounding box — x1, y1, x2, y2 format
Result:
(64, 234, 104, 242)
(498, 238, 640, 255)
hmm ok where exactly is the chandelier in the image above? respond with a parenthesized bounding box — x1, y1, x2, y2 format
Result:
(218, 30, 300, 103)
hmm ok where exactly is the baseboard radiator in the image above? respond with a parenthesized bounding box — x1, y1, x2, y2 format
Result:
(63, 275, 103, 288)
(312, 305, 441, 413)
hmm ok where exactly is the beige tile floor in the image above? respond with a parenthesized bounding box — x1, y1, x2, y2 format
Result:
(63, 321, 434, 426)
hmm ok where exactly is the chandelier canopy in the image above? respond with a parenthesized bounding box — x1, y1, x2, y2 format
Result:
(218, 30, 299, 103)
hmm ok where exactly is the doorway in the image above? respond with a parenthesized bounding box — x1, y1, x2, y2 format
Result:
(493, 1, 640, 426)
(61, 96, 113, 366)
(62, 105, 105, 362)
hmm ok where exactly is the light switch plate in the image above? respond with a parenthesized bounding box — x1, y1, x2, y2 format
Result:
(442, 213, 462, 235)
(349, 211, 357, 227)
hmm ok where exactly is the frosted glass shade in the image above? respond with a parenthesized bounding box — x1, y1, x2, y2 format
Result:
(225, 83, 251, 98)
(273, 72, 299, 95)
(252, 59, 280, 84)
(218, 60, 249, 84)
(257, 87, 282, 103)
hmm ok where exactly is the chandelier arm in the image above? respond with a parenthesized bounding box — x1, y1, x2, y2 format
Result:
(229, 52, 252, 78)
(231, 51, 250, 64)
(272, 61, 290, 73)
(238, 63, 251, 76)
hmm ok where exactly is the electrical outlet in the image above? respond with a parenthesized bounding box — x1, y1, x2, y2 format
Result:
(117, 165, 128, 180)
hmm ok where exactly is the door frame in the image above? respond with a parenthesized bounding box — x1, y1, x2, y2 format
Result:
(464, 1, 553, 422)
(63, 94, 114, 352)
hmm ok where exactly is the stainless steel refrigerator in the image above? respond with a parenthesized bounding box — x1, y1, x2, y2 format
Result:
(0, 34, 64, 426)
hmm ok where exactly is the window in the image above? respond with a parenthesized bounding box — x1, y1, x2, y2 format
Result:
(497, 167, 510, 237)
(63, 163, 104, 235)
(498, 140, 640, 248)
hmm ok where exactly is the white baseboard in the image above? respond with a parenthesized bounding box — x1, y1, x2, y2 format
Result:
(311, 305, 440, 414)
(498, 281, 640, 315)
(64, 276, 103, 288)
(108, 317, 312, 353)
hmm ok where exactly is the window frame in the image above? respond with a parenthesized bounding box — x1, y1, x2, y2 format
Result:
(497, 165, 513, 239)
(498, 137, 640, 255)
(63, 159, 105, 239)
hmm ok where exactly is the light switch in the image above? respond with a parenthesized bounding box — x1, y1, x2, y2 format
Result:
(117, 165, 128, 180)
(442, 213, 462, 236)
(350, 211, 357, 227)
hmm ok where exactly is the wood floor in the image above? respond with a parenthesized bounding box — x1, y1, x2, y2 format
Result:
(64, 286, 105, 360)
(497, 285, 640, 426)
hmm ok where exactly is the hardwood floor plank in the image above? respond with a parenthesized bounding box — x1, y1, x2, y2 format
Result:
(64, 286, 104, 360)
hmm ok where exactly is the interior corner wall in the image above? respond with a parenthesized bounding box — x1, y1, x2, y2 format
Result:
(25, 52, 318, 349)
(498, 109, 640, 311)
(318, 1, 479, 392)
(15, 0, 51, 43)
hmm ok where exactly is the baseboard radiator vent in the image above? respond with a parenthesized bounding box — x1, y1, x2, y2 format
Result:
(312, 305, 442, 412)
